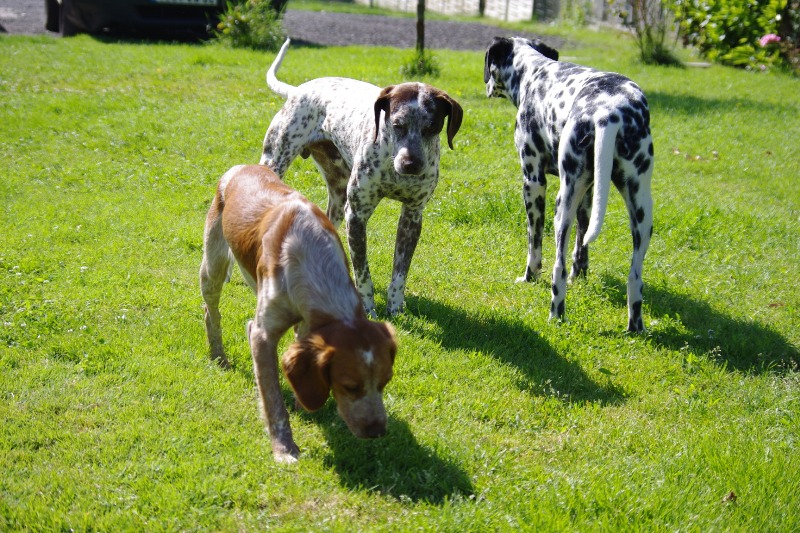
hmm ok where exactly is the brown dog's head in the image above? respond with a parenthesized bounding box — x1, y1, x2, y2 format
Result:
(373, 82, 463, 175)
(281, 319, 397, 439)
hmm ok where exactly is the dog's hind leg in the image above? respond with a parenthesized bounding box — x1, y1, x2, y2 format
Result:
(570, 189, 592, 280)
(200, 196, 234, 369)
(307, 140, 351, 228)
(617, 156, 653, 332)
(260, 105, 322, 176)
(550, 121, 591, 322)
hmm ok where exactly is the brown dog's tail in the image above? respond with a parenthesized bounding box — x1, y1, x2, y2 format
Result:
(266, 38, 294, 99)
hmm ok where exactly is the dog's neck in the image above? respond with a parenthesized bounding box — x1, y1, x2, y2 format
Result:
(510, 51, 551, 108)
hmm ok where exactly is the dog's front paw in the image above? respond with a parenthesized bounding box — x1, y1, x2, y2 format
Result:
(212, 354, 231, 370)
(386, 303, 404, 317)
(272, 439, 301, 464)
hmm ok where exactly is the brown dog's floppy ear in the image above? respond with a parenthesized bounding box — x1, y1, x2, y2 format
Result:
(374, 85, 395, 144)
(430, 88, 463, 150)
(378, 321, 398, 363)
(281, 335, 334, 412)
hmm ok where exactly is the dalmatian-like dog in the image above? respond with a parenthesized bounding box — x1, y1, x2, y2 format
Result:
(484, 36, 653, 331)
(260, 39, 463, 318)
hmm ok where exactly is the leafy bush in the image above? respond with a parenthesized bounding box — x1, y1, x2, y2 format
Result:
(214, 0, 285, 51)
(670, 0, 795, 71)
(610, 0, 683, 66)
(400, 50, 441, 77)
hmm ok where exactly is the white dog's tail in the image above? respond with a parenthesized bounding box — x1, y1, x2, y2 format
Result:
(583, 119, 622, 246)
(266, 38, 294, 99)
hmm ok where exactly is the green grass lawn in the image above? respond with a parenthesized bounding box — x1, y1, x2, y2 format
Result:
(1, 16, 798, 531)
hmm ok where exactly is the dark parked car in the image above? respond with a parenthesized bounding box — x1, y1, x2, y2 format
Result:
(45, 0, 225, 37)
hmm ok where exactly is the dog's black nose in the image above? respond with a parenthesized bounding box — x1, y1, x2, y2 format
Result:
(397, 158, 424, 176)
(363, 421, 387, 439)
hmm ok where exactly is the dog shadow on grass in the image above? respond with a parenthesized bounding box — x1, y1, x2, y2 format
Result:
(401, 294, 626, 405)
(295, 407, 474, 504)
(600, 274, 799, 373)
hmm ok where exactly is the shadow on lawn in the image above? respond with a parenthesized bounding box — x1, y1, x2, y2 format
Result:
(601, 274, 799, 373)
(403, 295, 626, 405)
(298, 408, 474, 503)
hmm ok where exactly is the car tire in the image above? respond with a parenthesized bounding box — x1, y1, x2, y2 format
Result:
(59, 0, 79, 37)
(44, 0, 60, 33)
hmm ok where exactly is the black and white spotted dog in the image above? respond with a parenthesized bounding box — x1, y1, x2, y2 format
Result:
(260, 39, 463, 318)
(484, 36, 653, 331)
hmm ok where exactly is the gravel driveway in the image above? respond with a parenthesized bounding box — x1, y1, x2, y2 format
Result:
(0, 0, 560, 51)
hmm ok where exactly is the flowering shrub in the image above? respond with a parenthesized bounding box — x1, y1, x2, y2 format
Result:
(214, 0, 285, 51)
(670, 0, 798, 72)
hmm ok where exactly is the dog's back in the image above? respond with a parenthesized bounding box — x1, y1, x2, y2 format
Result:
(213, 165, 359, 326)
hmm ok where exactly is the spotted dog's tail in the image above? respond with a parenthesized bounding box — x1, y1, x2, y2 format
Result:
(266, 38, 294, 99)
(583, 119, 622, 246)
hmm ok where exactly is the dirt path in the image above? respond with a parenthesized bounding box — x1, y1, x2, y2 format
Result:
(0, 1, 560, 51)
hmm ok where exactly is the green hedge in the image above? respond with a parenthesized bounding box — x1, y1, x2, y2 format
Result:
(670, 0, 798, 72)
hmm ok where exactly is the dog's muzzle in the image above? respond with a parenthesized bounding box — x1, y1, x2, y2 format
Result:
(394, 151, 426, 176)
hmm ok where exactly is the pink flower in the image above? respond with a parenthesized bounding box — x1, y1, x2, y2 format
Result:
(759, 34, 781, 47)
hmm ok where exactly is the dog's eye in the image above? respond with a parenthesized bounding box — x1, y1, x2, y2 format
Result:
(343, 384, 361, 395)
(392, 123, 407, 135)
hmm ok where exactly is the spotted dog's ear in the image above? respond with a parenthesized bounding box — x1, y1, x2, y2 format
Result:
(484, 36, 514, 83)
(432, 90, 463, 150)
(281, 334, 334, 412)
(374, 85, 395, 144)
(530, 39, 559, 61)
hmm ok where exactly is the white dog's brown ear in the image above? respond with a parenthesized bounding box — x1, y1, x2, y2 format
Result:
(281, 336, 334, 411)
(442, 96, 463, 150)
(374, 86, 395, 144)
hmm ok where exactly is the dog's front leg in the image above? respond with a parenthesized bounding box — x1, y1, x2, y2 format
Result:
(387, 203, 424, 316)
(345, 184, 378, 319)
(248, 320, 300, 463)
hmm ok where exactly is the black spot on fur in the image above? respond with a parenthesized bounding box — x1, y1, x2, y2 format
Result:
(637, 157, 651, 175)
(531, 130, 546, 153)
(562, 154, 579, 175)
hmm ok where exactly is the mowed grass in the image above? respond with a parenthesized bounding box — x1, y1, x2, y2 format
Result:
(1, 20, 799, 531)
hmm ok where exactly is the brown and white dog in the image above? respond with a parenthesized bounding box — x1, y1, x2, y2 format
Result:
(200, 164, 398, 463)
